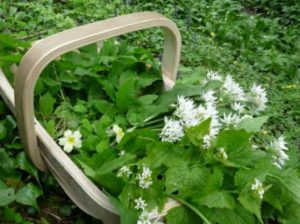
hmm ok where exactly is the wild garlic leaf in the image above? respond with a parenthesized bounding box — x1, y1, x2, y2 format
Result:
(39, 92, 56, 116)
(116, 76, 137, 112)
(237, 116, 269, 133)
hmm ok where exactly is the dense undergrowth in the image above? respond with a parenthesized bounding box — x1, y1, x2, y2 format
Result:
(0, 0, 299, 223)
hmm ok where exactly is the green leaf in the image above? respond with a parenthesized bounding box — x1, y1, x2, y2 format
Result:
(238, 192, 263, 223)
(16, 152, 40, 183)
(186, 119, 211, 147)
(237, 116, 269, 132)
(74, 104, 87, 113)
(16, 183, 43, 210)
(0, 123, 7, 140)
(116, 76, 137, 112)
(137, 94, 158, 105)
(0, 187, 15, 207)
(109, 195, 138, 224)
(165, 160, 209, 194)
(39, 92, 56, 116)
(195, 191, 235, 209)
(96, 153, 136, 176)
(166, 206, 204, 224)
(272, 169, 300, 205)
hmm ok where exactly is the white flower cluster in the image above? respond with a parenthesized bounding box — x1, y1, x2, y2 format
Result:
(58, 130, 82, 153)
(251, 178, 265, 199)
(137, 211, 164, 224)
(270, 136, 289, 169)
(159, 117, 184, 143)
(134, 197, 147, 210)
(160, 71, 269, 147)
(117, 165, 132, 178)
(137, 166, 153, 189)
(223, 75, 245, 101)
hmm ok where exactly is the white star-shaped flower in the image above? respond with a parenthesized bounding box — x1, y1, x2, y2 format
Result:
(58, 130, 82, 153)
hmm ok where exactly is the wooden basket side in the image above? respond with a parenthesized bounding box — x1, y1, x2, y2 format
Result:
(15, 11, 181, 171)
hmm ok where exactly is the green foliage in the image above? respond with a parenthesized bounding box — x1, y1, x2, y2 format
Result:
(0, 0, 299, 223)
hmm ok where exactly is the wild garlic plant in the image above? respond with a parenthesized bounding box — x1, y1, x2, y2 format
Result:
(53, 41, 299, 224)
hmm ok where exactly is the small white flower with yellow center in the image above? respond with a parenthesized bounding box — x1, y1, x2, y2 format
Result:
(58, 130, 82, 153)
(107, 124, 125, 143)
(251, 178, 265, 199)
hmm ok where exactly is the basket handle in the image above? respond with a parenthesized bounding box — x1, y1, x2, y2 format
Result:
(15, 12, 181, 171)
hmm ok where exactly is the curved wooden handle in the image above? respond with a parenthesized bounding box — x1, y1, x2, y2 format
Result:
(15, 12, 181, 171)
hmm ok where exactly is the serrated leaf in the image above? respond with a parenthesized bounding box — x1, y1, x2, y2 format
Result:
(186, 119, 211, 147)
(273, 169, 300, 205)
(39, 92, 56, 116)
(237, 116, 268, 132)
(195, 191, 235, 209)
(16, 183, 43, 210)
(165, 161, 209, 194)
(238, 192, 263, 223)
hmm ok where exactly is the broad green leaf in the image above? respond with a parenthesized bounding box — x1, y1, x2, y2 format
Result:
(272, 169, 300, 205)
(39, 92, 56, 116)
(96, 153, 136, 176)
(16, 183, 43, 210)
(237, 116, 268, 132)
(74, 67, 98, 77)
(195, 191, 235, 209)
(137, 94, 158, 105)
(165, 206, 204, 224)
(116, 76, 137, 112)
(238, 192, 263, 223)
(165, 160, 210, 194)
(16, 152, 40, 183)
(186, 119, 211, 147)
(0, 187, 15, 207)
(216, 129, 251, 150)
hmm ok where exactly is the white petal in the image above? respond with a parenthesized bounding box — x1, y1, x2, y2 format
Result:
(64, 143, 73, 153)
(64, 130, 73, 137)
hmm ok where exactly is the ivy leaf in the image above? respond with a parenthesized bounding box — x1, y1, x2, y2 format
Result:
(16, 183, 43, 210)
(237, 116, 269, 132)
(238, 192, 263, 223)
(39, 92, 56, 116)
(16, 152, 40, 184)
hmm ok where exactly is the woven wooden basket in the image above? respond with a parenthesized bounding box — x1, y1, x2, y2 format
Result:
(0, 12, 181, 223)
